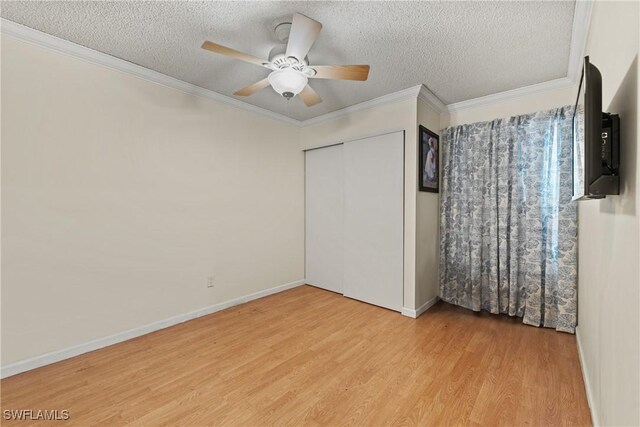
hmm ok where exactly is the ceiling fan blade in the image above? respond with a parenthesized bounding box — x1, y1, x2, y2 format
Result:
(299, 84, 322, 107)
(310, 65, 370, 81)
(201, 41, 269, 68)
(285, 13, 322, 62)
(233, 78, 271, 96)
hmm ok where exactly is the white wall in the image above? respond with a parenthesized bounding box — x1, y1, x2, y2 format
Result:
(576, 2, 639, 425)
(1, 36, 305, 365)
(416, 98, 440, 308)
(300, 98, 421, 309)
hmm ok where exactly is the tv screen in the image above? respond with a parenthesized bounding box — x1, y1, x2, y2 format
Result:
(572, 68, 586, 200)
(572, 56, 617, 200)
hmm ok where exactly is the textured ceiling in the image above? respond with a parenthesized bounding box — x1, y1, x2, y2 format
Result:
(1, 1, 576, 121)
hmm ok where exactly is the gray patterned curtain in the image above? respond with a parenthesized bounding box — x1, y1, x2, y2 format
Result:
(439, 106, 578, 333)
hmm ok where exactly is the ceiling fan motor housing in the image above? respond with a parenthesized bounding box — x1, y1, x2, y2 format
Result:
(268, 44, 309, 69)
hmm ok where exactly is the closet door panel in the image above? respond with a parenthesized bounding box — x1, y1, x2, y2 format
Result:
(305, 145, 344, 294)
(343, 132, 404, 311)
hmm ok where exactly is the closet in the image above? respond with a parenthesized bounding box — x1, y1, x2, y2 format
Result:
(305, 131, 404, 312)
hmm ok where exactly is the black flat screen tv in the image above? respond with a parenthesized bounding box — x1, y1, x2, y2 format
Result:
(572, 56, 620, 200)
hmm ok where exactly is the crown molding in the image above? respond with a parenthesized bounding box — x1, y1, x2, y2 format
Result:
(445, 77, 575, 113)
(567, 0, 594, 84)
(1, 18, 443, 128)
(298, 84, 434, 127)
(299, 84, 447, 127)
(1, 2, 592, 127)
(418, 84, 446, 113)
(0, 19, 300, 127)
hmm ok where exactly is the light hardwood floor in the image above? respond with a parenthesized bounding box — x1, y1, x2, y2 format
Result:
(1, 285, 591, 426)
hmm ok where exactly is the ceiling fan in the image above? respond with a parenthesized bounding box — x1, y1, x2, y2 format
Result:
(201, 13, 370, 107)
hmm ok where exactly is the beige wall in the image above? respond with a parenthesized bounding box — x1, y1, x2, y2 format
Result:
(1, 36, 305, 365)
(576, 2, 639, 426)
(300, 99, 421, 309)
(416, 99, 440, 308)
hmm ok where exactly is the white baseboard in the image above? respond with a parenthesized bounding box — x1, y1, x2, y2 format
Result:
(401, 296, 440, 319)
(576, 326, 600, 426)
(0, 279, 306, 379)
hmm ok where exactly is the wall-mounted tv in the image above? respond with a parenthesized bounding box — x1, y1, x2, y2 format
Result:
(572, 56, 620, 200)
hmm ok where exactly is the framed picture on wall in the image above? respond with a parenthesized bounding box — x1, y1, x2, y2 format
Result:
(419, 126, 439, 193)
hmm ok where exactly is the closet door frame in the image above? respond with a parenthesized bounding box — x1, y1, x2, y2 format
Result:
(342, 130, 405, 312)
(304, 143, 345, 294)
(304, 129, 405, 311)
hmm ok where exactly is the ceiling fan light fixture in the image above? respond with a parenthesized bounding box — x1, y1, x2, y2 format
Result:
(268, 69, 308, 99)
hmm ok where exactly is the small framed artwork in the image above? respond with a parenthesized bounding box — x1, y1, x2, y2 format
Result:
(419, 126, 439, 193)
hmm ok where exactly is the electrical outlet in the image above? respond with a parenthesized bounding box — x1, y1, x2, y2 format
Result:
(207, 276, 215, 288)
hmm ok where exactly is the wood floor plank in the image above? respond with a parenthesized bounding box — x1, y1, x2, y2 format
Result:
(0, 285, 591, 426)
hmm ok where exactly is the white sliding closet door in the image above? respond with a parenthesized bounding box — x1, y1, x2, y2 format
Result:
(305, 144, 344, 294)
(343, 132, 404, 311)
